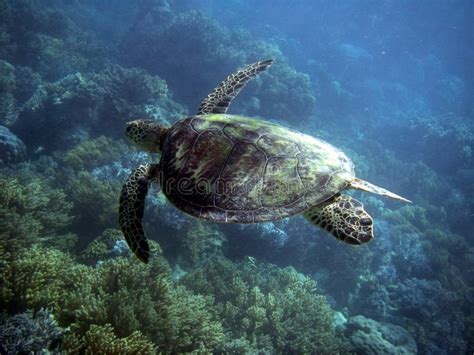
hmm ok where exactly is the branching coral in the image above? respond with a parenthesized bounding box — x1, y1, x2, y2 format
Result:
(14, 65, 185, 152)
(122, 7, 314, 124)
(239, 46, 316, 123)
(66, 324, 156, 354)
(71, 257, 224, 353)
(12, 65, 42, 104)
(121, 9, 241, 106)
(2, 245, 224, 353)
(177, 221, 227, 268)
(95, 64, 168, 106)
(91, 325, 153, 354)
(0, 59, 18, 125)
(14, 72, 104, 151)
(2, 247, 78, 313)
(422, 229, 471, 291)
(63, 136, 128, 171)
(181, 259, 338, 353)
(92, 64, 187, 130)
(0, 0, 107, 80)
(66, 171, 120, 240)
(0, 59, 15, 93)
(0, 1, 470, 354)
(80, 228, 125, 262)
(0, 173, 73, 259)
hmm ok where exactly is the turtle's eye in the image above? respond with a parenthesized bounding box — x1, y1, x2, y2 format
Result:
(126, 125, 132, 133)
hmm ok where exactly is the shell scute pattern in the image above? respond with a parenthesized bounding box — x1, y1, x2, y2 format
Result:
(161, 119, 199, 173)
(257, 133, 300, 157)
(215, 142, 265, 211)
(262, 156, 304, 208)
(161, 114, 355, 223)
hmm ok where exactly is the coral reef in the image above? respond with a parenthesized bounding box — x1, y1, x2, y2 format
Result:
(2, 247, 77, 313)
(122, 6, 315, 124)
(80, 228, 128, 263)
(63, 136, 128, 171)
(0, 1, 471, 353)
(0, 309, 66, 354)
(92, 64, 186, 128)
(13, 65, 185, 152)
(181, 259, 339, 353)
(376, 113, 473, 178)
(66, 171, 121, 241)
(390, 279, 467, 353)
(0, 172, 73, 261)
(0, 59, 18, 125)
(14, 72, 104, 151)
(0, 125, 25, 165)
(0, 0, 107, 80)
(177, 221, 227, 268)
(65, 324, 156, 354)
(1, 246, 224, 353)
(338, 315, 417, 355)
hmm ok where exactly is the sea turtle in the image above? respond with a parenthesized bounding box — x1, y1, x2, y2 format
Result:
(119, 59, 410, 263)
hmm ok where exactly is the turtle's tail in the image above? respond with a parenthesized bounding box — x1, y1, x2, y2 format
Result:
(350, 178, 411, 203)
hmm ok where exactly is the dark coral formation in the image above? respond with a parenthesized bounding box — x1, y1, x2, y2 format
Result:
(0, 309, 66, 354)
(338, 315, 417, 355)
(0, 125, 25, 165)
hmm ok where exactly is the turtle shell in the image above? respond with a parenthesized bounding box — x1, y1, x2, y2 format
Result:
(160, 114, 354, 223)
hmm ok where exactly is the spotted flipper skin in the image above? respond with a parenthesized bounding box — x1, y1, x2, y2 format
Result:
(303, 194, 374, 245)
(197, 59, 273, 115)
(119, 164, 159, 263)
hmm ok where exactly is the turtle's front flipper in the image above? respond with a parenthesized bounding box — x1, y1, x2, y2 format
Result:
(303, 194, 374, 245)
(119, 164, 160, 263)
(198, 59, 273, 115)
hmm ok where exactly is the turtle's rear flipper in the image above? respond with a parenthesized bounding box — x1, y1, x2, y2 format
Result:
(303, 194, 374, 245)
(119, 164, 159, 263)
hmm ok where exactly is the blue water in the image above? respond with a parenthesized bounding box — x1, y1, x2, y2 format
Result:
(0, 1, 472, 353)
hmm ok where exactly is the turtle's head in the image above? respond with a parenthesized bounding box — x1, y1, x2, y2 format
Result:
(125, 119, 168, 153)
